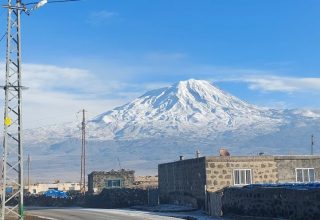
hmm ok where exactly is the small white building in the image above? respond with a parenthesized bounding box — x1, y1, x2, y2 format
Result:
(27, 182, 81, 194)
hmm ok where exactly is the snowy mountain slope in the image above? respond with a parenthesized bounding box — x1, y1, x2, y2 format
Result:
(89, 79, 284, 140)
(23, 79, 320, 181)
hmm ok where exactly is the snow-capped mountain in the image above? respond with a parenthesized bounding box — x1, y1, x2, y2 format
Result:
(24, 79, 320, 181)
(89, 79, 283, 140)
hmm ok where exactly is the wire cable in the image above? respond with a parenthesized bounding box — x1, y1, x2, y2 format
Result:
(0, 32, 7, 43)
(24, 0, 81, 6)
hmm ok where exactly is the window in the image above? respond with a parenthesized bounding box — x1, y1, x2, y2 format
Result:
(234, 169, 252, 185)
(296, 168, 315, 182)
(106, 179, 122, 188)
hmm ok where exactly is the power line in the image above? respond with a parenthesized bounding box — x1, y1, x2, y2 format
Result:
(25, 0, 81, 6)
(0, 32, 7, 43)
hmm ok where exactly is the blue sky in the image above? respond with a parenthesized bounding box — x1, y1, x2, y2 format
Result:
(1, 0, 320, 127)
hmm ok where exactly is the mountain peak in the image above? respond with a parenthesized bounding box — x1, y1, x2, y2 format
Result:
(175, 79, 219, 92)
(91, 79, 274, 140)
(176, 78, 210, 86)
(134, 79, 246, 114)
(165, 79, 254, 111)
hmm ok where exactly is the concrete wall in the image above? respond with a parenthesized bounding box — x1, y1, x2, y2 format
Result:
(206, 190, 223, 217)
(206, 156, 278, 192)
(221, 187, 320, 220)
(88, 169, 135, 194)
(158, 157, 206, 208)
(275, 155, 320, 182)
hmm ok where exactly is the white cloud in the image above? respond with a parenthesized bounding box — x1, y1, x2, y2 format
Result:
(236, 76, 320, 93)
(191, 66, 320, 93)
(0, 63, 134, 128)
(86, 10, 118, 26)
(0, 63, 176, 128)
(144, 52, 187, 62)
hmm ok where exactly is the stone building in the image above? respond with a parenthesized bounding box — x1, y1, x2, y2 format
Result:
(158, 155, 320, 208)
(88, 169, 135, 194)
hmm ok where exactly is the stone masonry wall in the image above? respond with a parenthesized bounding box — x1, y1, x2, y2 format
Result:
(84, 188, 159, 208)
(222, 187, 320, 220)
(88, 169, 135, 194)
(206, 156, 278, 192)
(275, 156, 320, 182)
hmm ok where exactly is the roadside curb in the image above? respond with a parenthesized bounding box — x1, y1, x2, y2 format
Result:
(26, 215, 57, 220)
(131, 205, 197, 213)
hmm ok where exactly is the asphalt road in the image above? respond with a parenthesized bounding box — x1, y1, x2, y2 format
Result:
(26, 208, 182, 220)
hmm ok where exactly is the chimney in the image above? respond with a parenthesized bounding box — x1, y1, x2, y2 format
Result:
(196, 149, 201, 158)
(219, 148, 230, 157)
(179, 156, 184, 161)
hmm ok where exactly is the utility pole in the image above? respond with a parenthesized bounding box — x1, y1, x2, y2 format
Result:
(27, 154, 30, 193)
(80, 109, 86, 194)
(311, 134, 314, 155)
(1, 0, 24, 219)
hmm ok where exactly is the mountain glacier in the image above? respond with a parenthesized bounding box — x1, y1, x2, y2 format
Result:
(24, 79, 320, 181)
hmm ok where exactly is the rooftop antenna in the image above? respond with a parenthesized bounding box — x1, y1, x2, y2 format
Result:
(117, 157, 122, 170)
(196, 149, 200, 158)
(311, 134, 314, 155)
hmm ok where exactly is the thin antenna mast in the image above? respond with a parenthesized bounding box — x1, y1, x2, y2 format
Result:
(80, 109, 86, 194)
(28, 154, 30, 192)
(311, 134, 314, 155)
(117, 157, 122, 170)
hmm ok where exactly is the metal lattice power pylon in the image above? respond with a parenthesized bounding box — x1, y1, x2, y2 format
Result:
(0, 0, 77, 219)
(1, 0, 24, 219)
